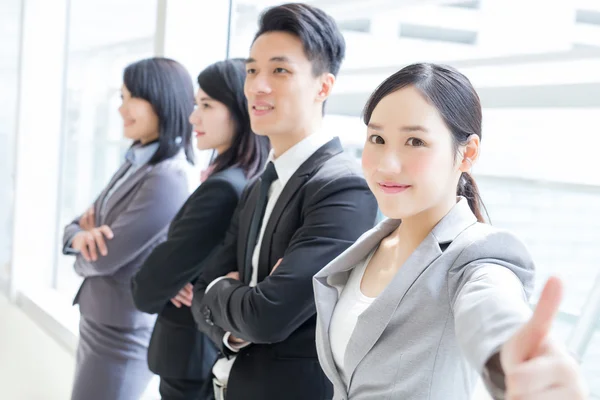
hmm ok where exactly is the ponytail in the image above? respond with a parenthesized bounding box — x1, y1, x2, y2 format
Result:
(457, 172, 487, 223)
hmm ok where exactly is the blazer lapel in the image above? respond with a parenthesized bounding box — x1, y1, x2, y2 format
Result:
(256, 173, 308, 281)
(256, 137, 344, 281)
(239, 182, 260, 284)
(315, 280, 346, 393)
(343, 198, 477, 389)
(343, 232, 443, 389)
(102, 164, 153, 223)
(313, 219, 399, 395)
(94, 161, 131, 224)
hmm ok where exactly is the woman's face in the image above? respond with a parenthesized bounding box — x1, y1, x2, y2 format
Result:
(118, 85, 160, 144)
(362, 85, 469, 220)
(189, 88, 235, 154)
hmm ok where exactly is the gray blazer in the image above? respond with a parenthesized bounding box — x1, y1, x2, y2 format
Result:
(63, 151, 190, 329)
(313, 198, 535, 400)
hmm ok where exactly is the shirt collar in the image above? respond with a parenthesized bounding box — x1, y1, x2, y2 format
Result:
(125, 141, 159, 167)
(268, 130, 335, 188)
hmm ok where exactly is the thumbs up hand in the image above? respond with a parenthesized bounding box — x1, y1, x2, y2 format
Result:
(500, 277, 588, 399)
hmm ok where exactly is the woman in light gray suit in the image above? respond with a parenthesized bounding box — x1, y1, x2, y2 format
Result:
(313, 63, 588, 399)
(62, 58, 195, 400)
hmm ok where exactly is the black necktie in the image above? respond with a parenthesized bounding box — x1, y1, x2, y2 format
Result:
(244, 162, 278, 283)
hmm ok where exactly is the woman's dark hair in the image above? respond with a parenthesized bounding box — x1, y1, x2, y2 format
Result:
(254, 3, 346, 77)
(363, 63, 488, 223)
(123, 57, 195, 165)
(197, 58, 270, 178)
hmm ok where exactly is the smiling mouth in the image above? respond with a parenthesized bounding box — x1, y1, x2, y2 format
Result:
(251, 105, 274, 118)
(378, 183, 411, 193)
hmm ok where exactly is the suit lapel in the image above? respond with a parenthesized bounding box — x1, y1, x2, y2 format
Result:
(343, 232, 443, 389)
(102, 164, 153, 223)
(313, 219, 399, 395)
(239, 182, 260, 284)
(94, 162, 131, 225)
(256, 138, 344, 281)
(343, 198, 477, 389)
(313, 219, 400, 283)
(315, 281, 346, 393)
(256, 173, 308, 281)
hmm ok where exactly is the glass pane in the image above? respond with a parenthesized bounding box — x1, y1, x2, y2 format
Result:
(55, 0, 157, 298)
(0, 0, 23, 290)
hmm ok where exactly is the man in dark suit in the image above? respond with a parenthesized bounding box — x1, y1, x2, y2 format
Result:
(191, 3, 378, 400)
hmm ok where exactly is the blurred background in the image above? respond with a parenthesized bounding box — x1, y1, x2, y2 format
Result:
(1, 0, 599, 398)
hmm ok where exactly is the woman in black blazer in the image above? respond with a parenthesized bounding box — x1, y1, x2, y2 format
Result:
(132, 58, 270, 400)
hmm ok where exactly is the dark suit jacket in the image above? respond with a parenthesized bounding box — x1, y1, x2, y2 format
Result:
(191, 138, 378, 400)
(131, 167, 248, 380)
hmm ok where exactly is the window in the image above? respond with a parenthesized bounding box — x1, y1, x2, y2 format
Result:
(54, 0, 158, 297)
(0, 0, 23, 292)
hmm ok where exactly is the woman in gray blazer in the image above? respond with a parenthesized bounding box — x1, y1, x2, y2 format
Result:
(62, 57, 196, 400)
(313, 63, 588, 399)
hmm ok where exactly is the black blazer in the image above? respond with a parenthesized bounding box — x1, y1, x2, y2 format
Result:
(131, 167, 248, 380)
(192, 138, 378, 400)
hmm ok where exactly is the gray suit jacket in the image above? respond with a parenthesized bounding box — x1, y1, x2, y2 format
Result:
(63, 151, 190, 329)
(313, 198, 535, 400)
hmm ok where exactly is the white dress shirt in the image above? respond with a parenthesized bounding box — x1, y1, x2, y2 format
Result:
(209, 131, 334, 385)
(329, 251, 376, 386)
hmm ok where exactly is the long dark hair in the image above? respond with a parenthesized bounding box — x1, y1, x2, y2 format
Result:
(123, 57, 195, 164)
(197, 58, 270, 178)
(363, 63, 488, 223)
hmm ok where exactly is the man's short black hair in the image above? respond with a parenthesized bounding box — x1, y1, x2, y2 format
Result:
(254, 3, 346, 77)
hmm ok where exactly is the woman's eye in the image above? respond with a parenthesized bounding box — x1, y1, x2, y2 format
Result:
(368, 135, 384, 145)
(407, 137, 425, 147)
